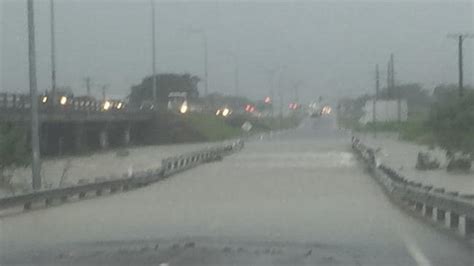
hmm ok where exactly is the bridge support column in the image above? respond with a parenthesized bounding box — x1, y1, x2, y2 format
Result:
(459, 216, 474, 237)
(74, 123, 85, 152)
(40, 123, 48, 154)
(414, 202, 423, 212)
(422, 205, 433, 217)
(122, 126, 131, 146)
(433, 208, 445, 223)
(445, 211, 459, 229)
(99, 129, 109, 149)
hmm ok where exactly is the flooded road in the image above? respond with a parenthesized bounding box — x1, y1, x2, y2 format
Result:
(1, 116, 473, 265)
(356, 133, 474, 194)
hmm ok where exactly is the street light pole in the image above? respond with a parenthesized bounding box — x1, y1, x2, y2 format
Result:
(151, 0, 157, 103)
(183, 28, 209, 97)
(27, 0, 41, 190)
(50, 0, 57, 104)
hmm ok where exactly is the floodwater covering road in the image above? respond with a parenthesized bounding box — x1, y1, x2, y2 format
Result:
(1, 116, 473, 265)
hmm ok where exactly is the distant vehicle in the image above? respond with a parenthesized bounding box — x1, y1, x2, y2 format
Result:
(308, 102, 332, 117)
(139, 100, 155, 110)
(168, 92, 189, 114)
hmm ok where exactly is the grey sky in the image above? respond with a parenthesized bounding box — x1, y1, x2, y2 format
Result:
(1, 0, 473, 102)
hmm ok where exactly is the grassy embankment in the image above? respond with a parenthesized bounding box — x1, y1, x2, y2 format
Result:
(181, 113, 301, 142)
(338, 112, 435, 145)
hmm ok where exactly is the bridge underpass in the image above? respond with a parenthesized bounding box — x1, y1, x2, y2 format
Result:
(0, 92, 155, 155)
(1, 116, 473, 265)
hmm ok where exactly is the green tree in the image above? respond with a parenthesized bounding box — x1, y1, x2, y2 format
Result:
(378, 83, 431, 113)
(429, 89, 474, 153)
(0, 124, 29, 184)
(129, 73, 200, 106)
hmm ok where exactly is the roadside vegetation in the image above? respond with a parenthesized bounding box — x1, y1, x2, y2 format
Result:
(179, 112, 302, 142)
(339, 84, 474, 155)
(0, 123, 29, 186)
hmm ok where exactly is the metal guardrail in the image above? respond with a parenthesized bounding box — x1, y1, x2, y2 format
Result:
(0, 92, 159, 115)
(0, 92, 122, 112)
(352, 137, 474, 239)
(0, 93, 156, 123)
(0, 140, 244, 212)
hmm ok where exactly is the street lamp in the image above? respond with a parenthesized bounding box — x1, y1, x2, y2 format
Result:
(219, 50, 240, 97)
(27, 0, 41, 190)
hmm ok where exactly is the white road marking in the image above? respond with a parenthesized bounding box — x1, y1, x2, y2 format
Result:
(403, 235, 432, 266)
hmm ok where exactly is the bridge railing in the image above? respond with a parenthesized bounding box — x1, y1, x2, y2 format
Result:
(0, 139, 244, 212)
(0, 92, 134, 113)
(352, 137, 474, 240)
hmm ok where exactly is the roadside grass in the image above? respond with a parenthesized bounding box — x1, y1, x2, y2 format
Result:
(341, 112, 436, 146)
(183, 113, 242, 141)
(183, 112, 303, 142)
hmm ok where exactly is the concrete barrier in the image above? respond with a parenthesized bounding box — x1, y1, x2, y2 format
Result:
(0, 139, 244, 213)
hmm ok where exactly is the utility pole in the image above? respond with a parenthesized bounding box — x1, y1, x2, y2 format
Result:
(204, 33, 208, 97)
(84, 77, 92, 97)
(27, 0, 41, 190)
(234, 60, 239, 97)
(265, 67, 277, 118)
(151, 0, 157, 103)
(373, 64, 379, 138)
(386, 62, 390, 98)
(49, 0, 57, 104)
(295, 86, 299, 103)
(278, 90, 283, 127)
(184, 28, 208, 97)
(390, 53, 401, 123)
(101, 85, 108, 101)
(292, 80, 302, 103)
(448, 34, 473, 97)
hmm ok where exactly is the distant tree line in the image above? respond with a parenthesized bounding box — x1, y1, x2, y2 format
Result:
(340, 83, 474, 154)
(129, 73, 200, 106)
(0, 123, 29, 185)
(429, 86, 474, 153)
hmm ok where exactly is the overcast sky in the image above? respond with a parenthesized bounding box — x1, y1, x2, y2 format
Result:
(1, 0, 473, 102)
